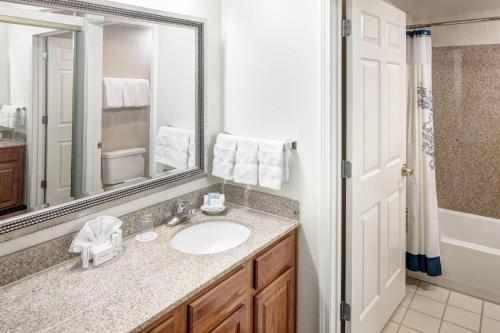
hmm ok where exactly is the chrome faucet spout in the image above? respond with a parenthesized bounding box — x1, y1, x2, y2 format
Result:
(166, 201, 197, 227)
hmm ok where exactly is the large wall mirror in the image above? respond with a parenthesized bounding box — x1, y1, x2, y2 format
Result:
(0, 0, 206, 238)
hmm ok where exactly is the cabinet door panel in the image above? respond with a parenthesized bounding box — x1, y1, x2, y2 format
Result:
(210, 306, 247, 333)
(254, 269, 295, 333)
(0, 161, 19, 209)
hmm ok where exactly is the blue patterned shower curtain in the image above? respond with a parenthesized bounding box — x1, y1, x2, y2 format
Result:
(406, 29, 442, 276)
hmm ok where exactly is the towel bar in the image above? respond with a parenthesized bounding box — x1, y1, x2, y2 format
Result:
(220, 132, 297, 151)
(0, 105, 26, 112)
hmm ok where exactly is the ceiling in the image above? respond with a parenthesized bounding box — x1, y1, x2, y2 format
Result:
(387, 0, 500, 18)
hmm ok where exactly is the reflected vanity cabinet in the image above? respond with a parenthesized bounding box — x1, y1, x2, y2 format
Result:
(0, 146, 25, 211)
(141, 230, 297, 333)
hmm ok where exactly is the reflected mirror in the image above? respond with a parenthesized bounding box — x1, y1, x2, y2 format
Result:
(0, 1, 203, 225)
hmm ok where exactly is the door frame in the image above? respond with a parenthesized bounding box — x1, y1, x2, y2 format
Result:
(340, 0, 408, 331)
(30, 35, 48, 209)
(319, 0, 343, 332)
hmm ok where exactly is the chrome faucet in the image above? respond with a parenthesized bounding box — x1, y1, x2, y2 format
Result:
(165, 200, 197, 227)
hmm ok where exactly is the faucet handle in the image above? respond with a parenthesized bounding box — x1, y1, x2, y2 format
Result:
(177, 200, 191, 213)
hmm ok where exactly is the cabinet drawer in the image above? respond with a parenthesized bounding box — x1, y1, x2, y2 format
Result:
(0, 148, 19, 163)
(147, 315, 175, 333)
(141, 307, 183, 333)
(188, 266, 248, 333)
(253, 235, 294, 290)
(210, 305, 247, 333)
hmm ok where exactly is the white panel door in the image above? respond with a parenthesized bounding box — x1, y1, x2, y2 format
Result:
(46, 37, 74, 205)
(346, 0, 406, 332)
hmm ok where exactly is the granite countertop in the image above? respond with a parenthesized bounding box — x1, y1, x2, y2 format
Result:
(0, 136, 26, 148)
(0, 203, 298, 333)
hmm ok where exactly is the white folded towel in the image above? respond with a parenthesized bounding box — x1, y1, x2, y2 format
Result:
(258, 139, 288, 191)
(123, 78, 150, 108)
(212, 133, 238, 180)
(234, 138, 259, 185)
(155, 145, 188, 170)
(155, 126, 192, 170)
(102, 78, 124, 109)
(0, 105, 21, 128)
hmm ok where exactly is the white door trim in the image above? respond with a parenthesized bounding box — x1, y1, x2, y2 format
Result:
(82, 19, 103, 196)
(30, 36, 47, 209)
(319, 0, 342, 332)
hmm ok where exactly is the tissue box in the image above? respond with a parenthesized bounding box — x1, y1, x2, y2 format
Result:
(90, 243, 114, 266)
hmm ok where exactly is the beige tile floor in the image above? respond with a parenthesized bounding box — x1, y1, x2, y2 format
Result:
(382, 278, 500, 333)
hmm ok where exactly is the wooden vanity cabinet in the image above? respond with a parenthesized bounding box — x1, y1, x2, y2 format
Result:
(141, 230, 297, 333)
(143, 307, 185, 333)
(253, 268, 295, 333)
(0, 146, 25, 211)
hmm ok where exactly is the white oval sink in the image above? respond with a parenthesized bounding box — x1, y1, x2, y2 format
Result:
(170, 220, 251, 255)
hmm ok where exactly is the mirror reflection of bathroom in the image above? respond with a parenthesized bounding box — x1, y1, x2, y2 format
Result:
(0, 20, 76, 217)
(100, 22, 197, 192)
(0, 5, 198, 219)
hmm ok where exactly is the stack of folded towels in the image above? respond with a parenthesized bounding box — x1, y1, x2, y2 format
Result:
(212, 133, 289, 191)
(155, 126, 195, 170)
(0, 105, 25, 128)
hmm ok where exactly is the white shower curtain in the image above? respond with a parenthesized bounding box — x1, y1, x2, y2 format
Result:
(406, 29, 442, 276)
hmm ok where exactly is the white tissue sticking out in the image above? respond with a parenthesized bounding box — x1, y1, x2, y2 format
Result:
(70, 216, 122, 252)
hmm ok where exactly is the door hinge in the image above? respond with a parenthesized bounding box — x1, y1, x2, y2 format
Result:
(42, 115, 48, 125)
(42, 51, 48, 61)
(40, 180, 47, 189)
(341, 19, 352, 37)
(341, 160, 352, 179)
(340, 301, 351, 321)
(97, 142, 102, 149)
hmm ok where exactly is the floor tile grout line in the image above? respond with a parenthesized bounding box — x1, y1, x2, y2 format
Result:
(398, 285, 418, 333)
(437, 288, 452, 332)
(405, 280, 486, 333)
(443, 305, 483, 332)
(401, 279, 500, 333)
(479, 300, 484, 332)
(400, 323, 424, 333)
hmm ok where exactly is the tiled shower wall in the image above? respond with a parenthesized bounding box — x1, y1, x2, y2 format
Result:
(433, 44, 500, 219)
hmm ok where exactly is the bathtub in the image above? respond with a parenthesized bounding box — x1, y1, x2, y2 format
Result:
(408, 208, 500, 303)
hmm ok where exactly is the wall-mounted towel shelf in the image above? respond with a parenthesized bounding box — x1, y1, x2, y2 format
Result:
(221, 132, 297, 151)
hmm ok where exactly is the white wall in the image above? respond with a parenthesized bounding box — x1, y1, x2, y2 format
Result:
(0, 23, 9, 105)
(221, 0, 323, 331)
(7, 24, 54, 136)
(153, 25, 196, 132)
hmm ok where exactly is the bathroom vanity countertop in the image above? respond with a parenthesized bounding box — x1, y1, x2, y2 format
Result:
(0, 203, 298, 333)
(0, 137, 26, 148)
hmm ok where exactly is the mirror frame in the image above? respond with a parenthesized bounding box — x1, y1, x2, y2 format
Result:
(0, 0, 206, 239)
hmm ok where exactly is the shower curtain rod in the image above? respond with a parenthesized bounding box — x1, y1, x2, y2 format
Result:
(407, 16, 500, 29)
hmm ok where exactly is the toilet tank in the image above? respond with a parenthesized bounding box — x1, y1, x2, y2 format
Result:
(102, 147, 146, 185)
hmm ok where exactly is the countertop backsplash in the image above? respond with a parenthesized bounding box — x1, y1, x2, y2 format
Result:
(0, 182, 299, 287)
